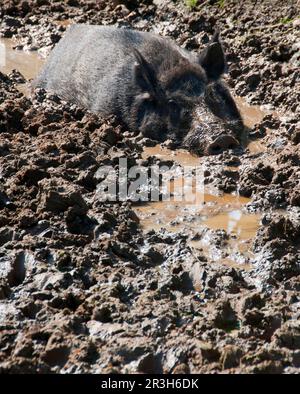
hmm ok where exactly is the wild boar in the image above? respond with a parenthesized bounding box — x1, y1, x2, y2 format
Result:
(34, 25, 244, 155)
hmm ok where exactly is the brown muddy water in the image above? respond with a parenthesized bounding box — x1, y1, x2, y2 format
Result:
(0, 37, 270, 268)
(137, 145, 261, 268)
(0, 38, 44, 95)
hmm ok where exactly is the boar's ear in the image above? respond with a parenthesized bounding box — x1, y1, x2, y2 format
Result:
(199, 32, 226, 80)
(133, 48, 157, 95)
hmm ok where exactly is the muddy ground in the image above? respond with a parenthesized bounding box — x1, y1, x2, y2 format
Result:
(0, 0, 299, 374)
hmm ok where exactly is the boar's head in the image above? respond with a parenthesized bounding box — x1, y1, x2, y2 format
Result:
(128, 32, 244, 155)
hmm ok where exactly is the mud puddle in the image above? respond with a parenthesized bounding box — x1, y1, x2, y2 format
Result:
(136, 196, 260, 268)
(53, 20, 72, 28)
(0, 38, 44, 95)
(235, 95, 270, 154)
(0, 38, 44, 78)
(136, 145, 261, 268)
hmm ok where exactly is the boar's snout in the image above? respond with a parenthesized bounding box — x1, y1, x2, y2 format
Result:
(184, 108, 244, 156)
(207, 134, 240, 155)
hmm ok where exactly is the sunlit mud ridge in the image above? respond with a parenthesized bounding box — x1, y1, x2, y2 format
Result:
(0, 0, 299, 374)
